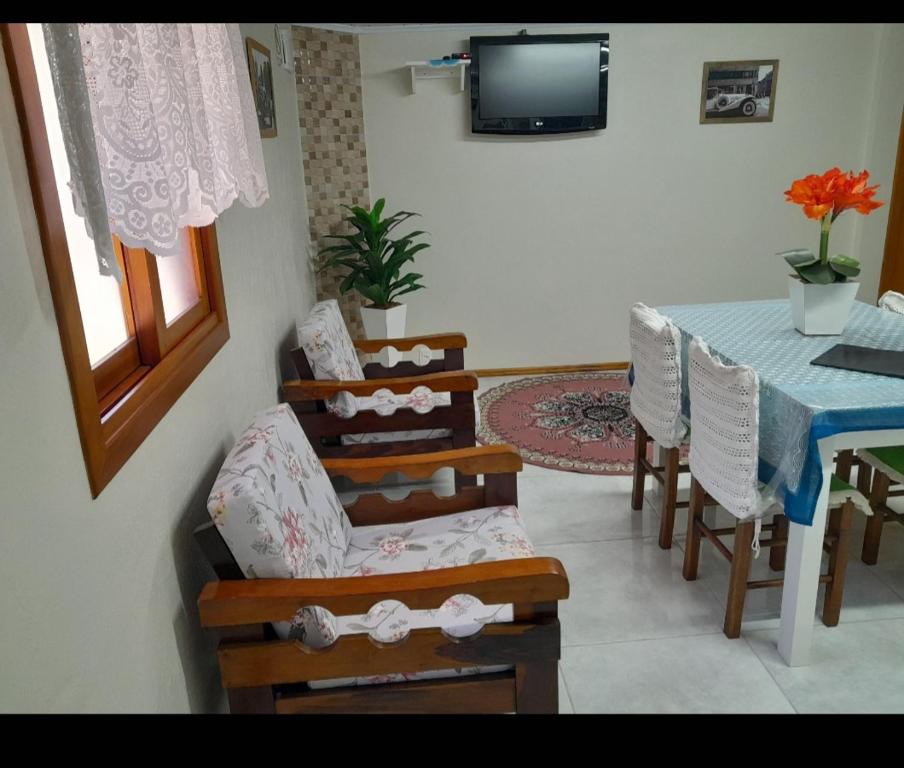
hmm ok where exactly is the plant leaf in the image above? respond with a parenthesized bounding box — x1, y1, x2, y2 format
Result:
(388, 283, 425, 301)
(780, 249, 818, 269)
(795, 261, 836, 284)
(829, 254, 861, 278)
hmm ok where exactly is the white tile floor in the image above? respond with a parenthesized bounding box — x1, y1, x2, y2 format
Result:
(336, 376, 904, 714)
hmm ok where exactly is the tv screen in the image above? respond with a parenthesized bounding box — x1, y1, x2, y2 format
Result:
(470, 34, 608, 135)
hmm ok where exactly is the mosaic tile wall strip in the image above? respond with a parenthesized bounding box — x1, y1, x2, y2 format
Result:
(292, 26, 369, 337)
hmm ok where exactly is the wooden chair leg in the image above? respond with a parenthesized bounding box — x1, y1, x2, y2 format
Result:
(769, 513, 788, 572)
(227, 686, 276, 714)
(862, 470, 890, 565)
(682, 476, 706, 580)
(658, 447, 680, 550)
(631, 418, 648, 511)
(822, 501, 854, 627)
(514, 661, 559, 714)
(856, 461, 873, 498)
(835, 449, 854, 482)
(724, 520, 755, 639)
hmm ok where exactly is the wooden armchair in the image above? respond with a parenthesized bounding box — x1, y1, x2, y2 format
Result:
(284, 301, 480, 485)
(196, 404, 569, 714)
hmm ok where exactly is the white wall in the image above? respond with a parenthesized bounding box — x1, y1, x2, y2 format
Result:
(0, 23, 313, 712)
(360, 23, 897, 368)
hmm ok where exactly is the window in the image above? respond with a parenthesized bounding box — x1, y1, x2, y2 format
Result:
(4, 23, 230, 496)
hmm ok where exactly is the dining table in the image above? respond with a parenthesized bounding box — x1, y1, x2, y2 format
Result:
(657, 298, 904, 666)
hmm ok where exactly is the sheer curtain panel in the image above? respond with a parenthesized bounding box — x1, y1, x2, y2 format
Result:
(43, 23, 269, 277)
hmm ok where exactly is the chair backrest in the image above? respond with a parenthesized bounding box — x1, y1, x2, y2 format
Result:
(297, 299, 365, 417)
(206, 403, 353, 645)
(687, 337, 761, 520)
(628, 303, 687, 448)
(879, 290, 904, 315)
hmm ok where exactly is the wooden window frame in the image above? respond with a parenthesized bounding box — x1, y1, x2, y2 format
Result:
(3, 23, 230, 497)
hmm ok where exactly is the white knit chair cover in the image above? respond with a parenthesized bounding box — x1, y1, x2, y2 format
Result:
(688, 337, 763, 520)
(629, 303, 687, 448)
(878, 290, 904, 315)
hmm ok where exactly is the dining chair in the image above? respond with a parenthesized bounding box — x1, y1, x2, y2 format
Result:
(196, 403, 569, 713)
(853, 446, 904, 563)
(878, 290, 904, 314)
(846, 291, 904, 564)
(628, 302, 693, 549)
(681, 337, 871, 638)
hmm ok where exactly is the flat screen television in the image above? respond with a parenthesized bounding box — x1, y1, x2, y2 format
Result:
(470, 33, 609, 135)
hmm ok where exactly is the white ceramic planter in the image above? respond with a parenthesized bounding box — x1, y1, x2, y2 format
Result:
(360, 302, 407, 367)
(788, 276, 859, 335)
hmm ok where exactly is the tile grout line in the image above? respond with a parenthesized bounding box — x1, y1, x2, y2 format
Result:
(558, 661, 577, 714)
(531, 532, 691, 547)
(739, 632, 800, 715)
(861, 557, 904, 602)
(561, 628, 727, 650)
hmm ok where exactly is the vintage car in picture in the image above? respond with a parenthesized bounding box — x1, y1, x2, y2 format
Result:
(705, 89, 758, 117)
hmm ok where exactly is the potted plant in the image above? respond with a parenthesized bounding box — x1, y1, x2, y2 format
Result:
(319, 198, 429, 360)
(778, 167, 883, 335)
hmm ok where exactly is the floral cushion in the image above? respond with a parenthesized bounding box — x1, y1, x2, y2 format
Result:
(310, 505, 534, 689)
(297, 299, 365, 417)
(206, 404, 353, 646)
(340, 389, 481, 445)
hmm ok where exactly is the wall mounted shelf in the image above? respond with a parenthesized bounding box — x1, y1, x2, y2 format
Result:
(405, 60, 470, 94)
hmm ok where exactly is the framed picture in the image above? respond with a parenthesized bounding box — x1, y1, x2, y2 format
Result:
(246, 37, 277, 138)
(700, 59, 779, 124)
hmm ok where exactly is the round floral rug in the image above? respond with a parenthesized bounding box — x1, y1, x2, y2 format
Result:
(477, 372, 645, 475)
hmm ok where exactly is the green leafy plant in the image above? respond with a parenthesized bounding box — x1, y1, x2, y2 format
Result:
(319, 199, 429, 308)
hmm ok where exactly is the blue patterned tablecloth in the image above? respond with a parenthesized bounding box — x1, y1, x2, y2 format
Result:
(658, 299, 904, 525)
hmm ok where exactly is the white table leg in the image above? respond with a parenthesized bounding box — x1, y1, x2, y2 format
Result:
(777, 437, 833, 666)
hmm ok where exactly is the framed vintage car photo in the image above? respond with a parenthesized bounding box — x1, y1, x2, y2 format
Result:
(700, 59, 779, 124)
(246, 37, 277, 138)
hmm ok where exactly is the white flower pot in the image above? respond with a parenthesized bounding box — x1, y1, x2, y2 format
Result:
(788, 276, 859, 335)
(360, 302, 407, 367)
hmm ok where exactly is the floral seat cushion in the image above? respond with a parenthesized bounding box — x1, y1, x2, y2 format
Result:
(310, 504, 535, 689)
(297, 299, 365, 418)
(206, 404, 353, 646)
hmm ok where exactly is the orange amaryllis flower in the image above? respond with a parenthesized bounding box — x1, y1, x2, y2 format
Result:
(781, 168, 884, 280)
(785, 167, 843, 220)
(829, 169, 884, 220)
(785, 167, 883, 221)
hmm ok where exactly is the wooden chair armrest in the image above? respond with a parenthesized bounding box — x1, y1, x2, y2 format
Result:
(321, 445, 522, 483)
(198, 557, 569, 627)
(282, 370, 478, 401)
(352, 332, 467, 353)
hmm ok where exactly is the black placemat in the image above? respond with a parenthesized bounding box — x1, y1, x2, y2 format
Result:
(810, 343, 904, 379)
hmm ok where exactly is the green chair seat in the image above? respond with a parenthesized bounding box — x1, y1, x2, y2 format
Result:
(828, 473, 872, 515)
(857, 445, 904, 487)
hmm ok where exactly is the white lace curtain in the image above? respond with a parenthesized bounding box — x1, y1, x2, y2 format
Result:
(43, 23, 269, 281)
